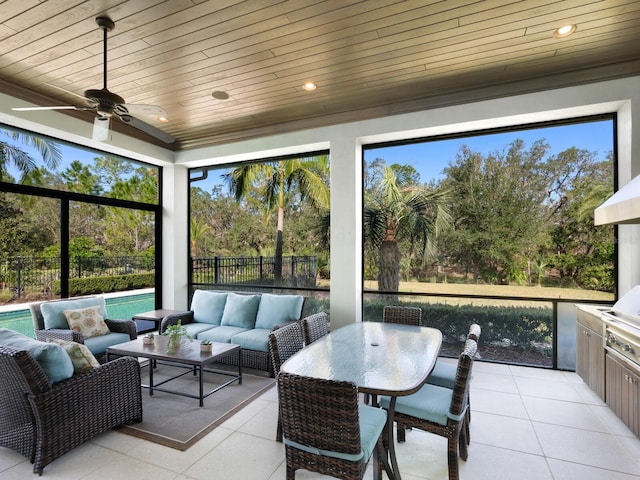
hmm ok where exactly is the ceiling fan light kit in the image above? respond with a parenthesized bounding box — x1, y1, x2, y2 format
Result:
(11, 16, 174, 144)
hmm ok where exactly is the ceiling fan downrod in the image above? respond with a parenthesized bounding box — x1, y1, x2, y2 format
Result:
(96, 16, 114, 91)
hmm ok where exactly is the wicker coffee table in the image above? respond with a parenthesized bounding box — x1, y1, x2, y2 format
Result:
(107, 336, 241, 407)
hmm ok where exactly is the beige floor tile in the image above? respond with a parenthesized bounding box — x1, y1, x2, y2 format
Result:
(471, 388, 529, 419)
(470, 371, 519, 394)
(533, 422, 640, 475)
(521, 395, 610, 432)
(547, 458, 640, 480)
(459, 443, 553, 480)
(469, 411, 543, 455)
(515, 376, 586, 402)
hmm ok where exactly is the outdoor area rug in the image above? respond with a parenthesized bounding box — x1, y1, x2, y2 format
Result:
(117, 363, 275, 450)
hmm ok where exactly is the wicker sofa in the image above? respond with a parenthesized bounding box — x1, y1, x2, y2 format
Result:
(160, 290, 306, 375)
(0, 329, 142, 475)
(29, 296, 137, 364)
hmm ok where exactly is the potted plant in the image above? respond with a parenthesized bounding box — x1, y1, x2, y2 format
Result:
(200, 339, 213, 352)
(143, 332, 155, 345)
(163, 320, 190, 353)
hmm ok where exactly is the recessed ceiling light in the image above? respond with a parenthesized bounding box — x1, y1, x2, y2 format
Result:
(554, 24, 577, 38)
(212, 90, 230, 100)
(157, 116, 169, 123)
(302, 82, 317, 91)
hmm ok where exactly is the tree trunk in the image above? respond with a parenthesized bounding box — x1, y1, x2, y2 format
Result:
(378, 240, 400, 301)
(274, 206, 284, 283)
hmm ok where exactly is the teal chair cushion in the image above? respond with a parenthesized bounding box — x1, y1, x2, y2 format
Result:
(41, 297, 108, 330)
(379, 383, 454, 426)
(220, 293, 260, 329)
(230, 328, 270, 352)
(198, 325, 247, 343)
(426, 360, 457, 389)
(191, 290, 228, 325)
(83, 332, 132, 355)
(254, 294, 304, 330)
(0, 328, 74, 384)
(284, 404, 386, 462)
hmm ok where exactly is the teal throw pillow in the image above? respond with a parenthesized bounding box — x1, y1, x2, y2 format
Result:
(191, 290, 228, 325)
(0, 328, 74, 383)
(41, 297, 108, 330)
(254, 294, 304, 329)
(220, 293, 261, 329)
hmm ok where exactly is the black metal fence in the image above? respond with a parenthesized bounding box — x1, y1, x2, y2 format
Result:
(191, 255, 317, 287)
(0, 256, 155, 298)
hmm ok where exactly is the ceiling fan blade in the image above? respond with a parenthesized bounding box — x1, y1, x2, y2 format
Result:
(93, 116, 111, 141)
(46, 83, 91, 102)
(12, 105, 85, 111)
(122, 103, 167, 117)
(117, 114, 175, 144)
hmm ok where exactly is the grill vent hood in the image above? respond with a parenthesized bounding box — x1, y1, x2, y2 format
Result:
(594, 174, 640, 225)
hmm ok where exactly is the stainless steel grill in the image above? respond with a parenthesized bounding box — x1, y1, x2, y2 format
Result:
(602, 286, 640, 367)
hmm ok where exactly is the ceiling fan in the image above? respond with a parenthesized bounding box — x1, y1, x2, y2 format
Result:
(12, 16, 175, 144)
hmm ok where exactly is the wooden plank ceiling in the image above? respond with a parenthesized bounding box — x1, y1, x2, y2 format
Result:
(1, 0, 639, 151)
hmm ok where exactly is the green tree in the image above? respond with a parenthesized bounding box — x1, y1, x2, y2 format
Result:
(441, 141, 550, 284)
(364, 164, 452, 294)
(223, 156, 330, 282)
(0, 129, 62, 182)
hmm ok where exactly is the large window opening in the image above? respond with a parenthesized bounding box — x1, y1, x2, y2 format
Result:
(189, 152, 330, 315)
(362, 115, 616, 368)
(0, 125, 161, 319)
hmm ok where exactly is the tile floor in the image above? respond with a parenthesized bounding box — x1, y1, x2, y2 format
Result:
(1, 360, 639, 479)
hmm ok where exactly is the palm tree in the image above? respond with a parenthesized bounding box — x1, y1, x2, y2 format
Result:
(190, 217, 211, 257)
(0, 129, 62, 182)
(364, 165, 452, 295)
(223, 155, 330, 283)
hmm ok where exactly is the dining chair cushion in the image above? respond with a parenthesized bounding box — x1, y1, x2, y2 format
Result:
(191, 290, 228, 325)
(379, 383, 457, 427)
(426, 360, 457, 389)
(283, 404, 386, 462)
(254, 293, 304, 330)
(220, 293, 260, 329)
(41, 297, 108, 330)
(0, 328, 74, 383)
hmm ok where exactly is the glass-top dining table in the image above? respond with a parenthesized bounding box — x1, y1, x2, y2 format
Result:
(280, 321, 443, 480)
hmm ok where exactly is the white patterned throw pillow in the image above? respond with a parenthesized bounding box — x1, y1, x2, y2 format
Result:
(47, 337, 100, 373)
(63, 306, 110, 338)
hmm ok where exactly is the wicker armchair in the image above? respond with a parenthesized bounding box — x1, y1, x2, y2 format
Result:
(301, 311, 329, 345)
(380, 339, 477, 480)
(268, 321, 304, 442)
(0, 344, 142, 475)
(277, 372, 386, 480)
(382, 305, 422, 326)
(30, 297, 137, 364)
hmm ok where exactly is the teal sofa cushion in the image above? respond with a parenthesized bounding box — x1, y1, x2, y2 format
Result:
(83, 332, 132, 355)
(0, 328, 74, 384)
(254, 293, 304, 330)
(191, 290, 228, 325)
(41, 297, 108, 330)
(198, 325, 247, 343)
(220, 293, 260, 329)
(184, 322, 218, 338)
(230, 328, 270, 352)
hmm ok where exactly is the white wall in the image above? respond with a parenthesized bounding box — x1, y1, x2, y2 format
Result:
(173, 75, 640, 319)
(2, 76, 640, 317)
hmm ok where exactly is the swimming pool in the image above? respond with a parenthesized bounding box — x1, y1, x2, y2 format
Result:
(0, 292, 155, 338)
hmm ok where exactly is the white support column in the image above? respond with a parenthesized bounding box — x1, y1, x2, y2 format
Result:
(161, 163, 189, 309)
(329, 135, 362, 328)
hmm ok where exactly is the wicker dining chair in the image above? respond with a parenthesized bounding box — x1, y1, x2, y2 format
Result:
(277, 372, 386, 480)
(268, 321, 304, 442)
(301, 311, 329, 345)
(382, 305, 422, 326)
(425, 324, 481, 444)
(380, 338, 477, 480)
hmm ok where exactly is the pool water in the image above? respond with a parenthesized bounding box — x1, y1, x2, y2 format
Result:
(0, 292, 155, 338)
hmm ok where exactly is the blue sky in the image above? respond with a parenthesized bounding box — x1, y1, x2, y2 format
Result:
(2, 119, 613, 188)
(364, 120, 614, 184)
